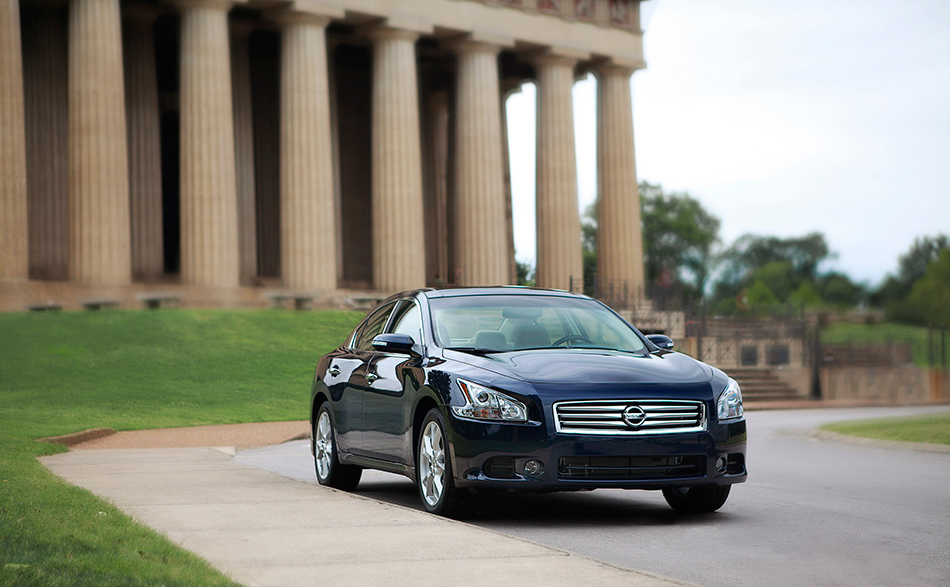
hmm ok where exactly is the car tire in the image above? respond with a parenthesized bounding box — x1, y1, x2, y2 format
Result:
(416, 408, 474, 518)
(662, 485, 730, 513)
(313, 403, 362, 491)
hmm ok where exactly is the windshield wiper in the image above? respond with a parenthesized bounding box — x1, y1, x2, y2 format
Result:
(444, 347, 503, 356)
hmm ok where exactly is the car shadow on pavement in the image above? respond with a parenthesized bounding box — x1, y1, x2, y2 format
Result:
(354, 473, 743, 528)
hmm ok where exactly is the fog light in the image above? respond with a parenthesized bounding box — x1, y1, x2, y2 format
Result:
(524, 460, 544, 476)
(716, 456, 727, 473)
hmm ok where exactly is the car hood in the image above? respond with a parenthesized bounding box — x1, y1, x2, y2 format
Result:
(443, 348, 713, 386)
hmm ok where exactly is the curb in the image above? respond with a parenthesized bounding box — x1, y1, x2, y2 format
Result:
(39, 427, 116, 447)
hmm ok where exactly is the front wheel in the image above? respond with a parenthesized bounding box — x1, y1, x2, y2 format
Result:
(314, 404, 362, 491)
(416, 408, 474, 518)
(662, 485, 730, 514)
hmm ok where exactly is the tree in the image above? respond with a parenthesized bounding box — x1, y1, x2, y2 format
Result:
(580, 182, 720, 301)
(516, 260, 535, 287)
(871, 234, 949, 310)
(638, 182, 721, 300)
(906, 249, 950, 328)
(717, 232, 831, 287)
(818, 272, 864, 308)
(711, 232, 834, 312)
(581, 203, 597, 291)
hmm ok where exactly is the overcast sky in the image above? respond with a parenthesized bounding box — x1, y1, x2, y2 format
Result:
(506, 0, 950, 288)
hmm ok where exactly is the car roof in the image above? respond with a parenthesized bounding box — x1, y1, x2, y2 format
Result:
(419, 286, 589, 300)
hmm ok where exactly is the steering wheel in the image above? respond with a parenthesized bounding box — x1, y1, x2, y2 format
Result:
(552, 334, 593, 347)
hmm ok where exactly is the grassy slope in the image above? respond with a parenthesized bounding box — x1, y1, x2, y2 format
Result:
(820, 322, 932, 367)
(0, 309, 363, 586)
(821, 411, 950, 445)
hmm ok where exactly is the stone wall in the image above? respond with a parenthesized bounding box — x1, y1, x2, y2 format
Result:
(820, 366, 950, 404)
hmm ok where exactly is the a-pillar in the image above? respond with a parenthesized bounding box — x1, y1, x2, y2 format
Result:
(274, 8, 340, 292)
(596, 62, 644, 294)
(175, 0, 240, 288)
(0, 0, 28, 281)
(368, 26, 427, 293)
(123, 4, 164, 281)
(533, 54, 582, 291)
(68, 0, 131, 285)
(452, 39, 509, 287)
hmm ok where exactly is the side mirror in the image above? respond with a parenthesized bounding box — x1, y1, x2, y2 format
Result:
(372, 333, 419, 355)
(646, 334, 675, 351)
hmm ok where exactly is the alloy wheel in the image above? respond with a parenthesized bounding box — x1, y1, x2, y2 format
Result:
(315, 410, 333, 481)
(419, 420, 446, 506)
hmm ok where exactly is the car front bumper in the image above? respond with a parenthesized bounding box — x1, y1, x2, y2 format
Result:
(447, 413, 747, 491)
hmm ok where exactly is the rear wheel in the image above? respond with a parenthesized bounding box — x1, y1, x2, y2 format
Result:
(417, 408, 474, 518)
(314, 404, 362, 491)
(662, 485, 730, 513)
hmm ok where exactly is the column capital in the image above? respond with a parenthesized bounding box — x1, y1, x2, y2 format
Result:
(592, 56, 646, 77)
(444, 38, 499, 56)
(360, 21, 430, 43)
(501, 76, 525, 98)
(529, 52, 580, 69)
(265, 2, 343, 28)
(526, 45, 590, 68)
(443, 31, 514, 55)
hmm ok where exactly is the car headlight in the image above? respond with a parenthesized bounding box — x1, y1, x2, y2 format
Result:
(452, 378, 528, 422)
(717, 378, 744, 422)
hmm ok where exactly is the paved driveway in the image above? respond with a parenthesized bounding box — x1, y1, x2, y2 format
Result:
(235, 406, 950, 587)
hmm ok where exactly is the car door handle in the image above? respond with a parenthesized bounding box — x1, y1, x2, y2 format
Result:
(328, 365, 341, 377)
(365, 372, 379, 383)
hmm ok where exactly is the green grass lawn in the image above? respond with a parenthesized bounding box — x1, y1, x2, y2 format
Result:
(821, 411, 950, 445)
(0, 309, 363, 586)
(820, 322, 933, 367)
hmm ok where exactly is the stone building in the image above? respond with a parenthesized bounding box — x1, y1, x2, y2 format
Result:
(1, 0, 647, 309)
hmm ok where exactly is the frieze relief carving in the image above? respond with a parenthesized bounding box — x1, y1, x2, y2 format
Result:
(470, 0, 638, 31)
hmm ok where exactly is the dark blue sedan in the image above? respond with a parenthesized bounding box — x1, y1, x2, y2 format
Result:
(310, 287, 747, 517)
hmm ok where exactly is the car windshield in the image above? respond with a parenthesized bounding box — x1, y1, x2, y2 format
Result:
(429, 294, 647, 353)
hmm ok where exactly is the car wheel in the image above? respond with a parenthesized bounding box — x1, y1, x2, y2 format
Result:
(314, 403, 362, 491)
(662, 485, 730, 514)
(417, 408, 473, 518)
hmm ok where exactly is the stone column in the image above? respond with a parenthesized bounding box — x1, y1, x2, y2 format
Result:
(68, 0, 132, 285)
(230, 21, 257, 285)
(0, 0, 29, 281)
(596, 63, 644, 294)
(422, 89, 451, 286)
(452, 40, 509, 287)
(368, 27, 426, 292)
(274, 12, 338, 292)
(123, 7, 164, 281)
(534, 55, 582, 291)
(22, 6, 69, 281)
(176, 0, 239, 288)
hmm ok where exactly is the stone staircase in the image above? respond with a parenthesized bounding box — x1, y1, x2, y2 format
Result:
(728, 368, 803, 402)
(619, 300, 687, 342)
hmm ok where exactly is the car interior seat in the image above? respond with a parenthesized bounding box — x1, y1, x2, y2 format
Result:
(473, 330, 507, 351)
(512, 323, 550, 349)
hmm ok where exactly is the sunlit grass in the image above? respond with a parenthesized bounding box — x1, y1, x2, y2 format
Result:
(821, 411, 950, 445)
(0, 309, 363, 586)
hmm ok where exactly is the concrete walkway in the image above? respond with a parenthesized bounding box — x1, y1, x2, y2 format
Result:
(40, 446, 693, 587)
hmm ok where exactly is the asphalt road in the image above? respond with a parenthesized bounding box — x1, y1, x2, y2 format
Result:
(234, 406, 950, 587)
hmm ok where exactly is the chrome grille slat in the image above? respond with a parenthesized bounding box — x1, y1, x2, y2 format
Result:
(553, 399, 707, 436)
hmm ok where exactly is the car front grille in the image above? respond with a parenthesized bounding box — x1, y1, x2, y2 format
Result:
(558, 455, 705, 480)
(553, 399, 706, 435)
